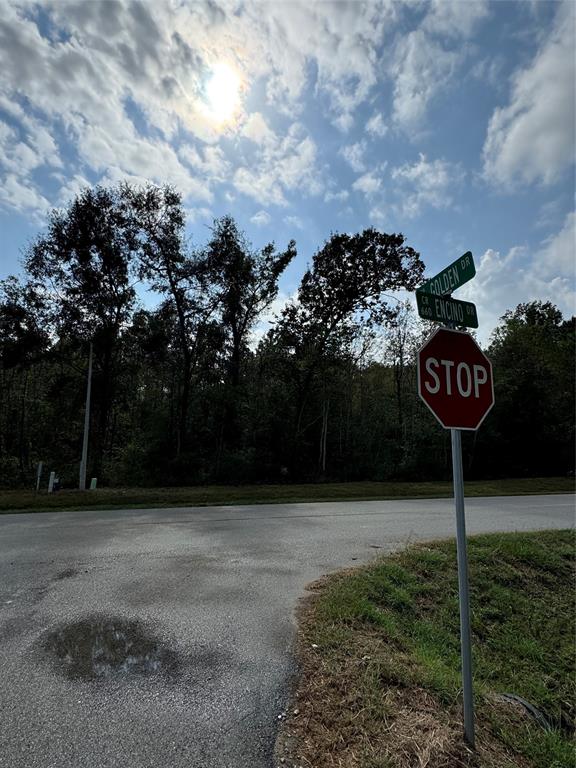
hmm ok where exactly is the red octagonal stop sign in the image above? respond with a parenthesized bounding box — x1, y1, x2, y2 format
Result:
(417, 327, 494, 430)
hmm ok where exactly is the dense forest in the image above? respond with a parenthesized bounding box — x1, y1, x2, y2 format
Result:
(0, 183, 574, 489)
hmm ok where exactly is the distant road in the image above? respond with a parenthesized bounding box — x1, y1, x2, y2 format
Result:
(0, 494, 573, 768)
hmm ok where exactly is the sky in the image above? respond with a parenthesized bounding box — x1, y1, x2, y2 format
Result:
(0, 0, 574, 344)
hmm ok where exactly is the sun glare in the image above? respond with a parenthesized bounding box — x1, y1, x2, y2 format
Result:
(204, 63, 241, 123)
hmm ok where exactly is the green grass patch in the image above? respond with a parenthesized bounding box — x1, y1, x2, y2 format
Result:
(283, 530, 575, 768)
(1, 476, 573, 513)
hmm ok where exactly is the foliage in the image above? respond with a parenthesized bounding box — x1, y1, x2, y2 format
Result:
(475, 301, 575, 478)
(0, 181, 573, 488)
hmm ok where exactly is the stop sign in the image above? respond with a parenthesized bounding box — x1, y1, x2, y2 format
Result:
(417, 328, 494, 430)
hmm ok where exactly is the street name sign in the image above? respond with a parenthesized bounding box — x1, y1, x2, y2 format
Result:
(419, 251, 475, 296)
(416, 290, 478, 328)
(417, 327, 494, 430)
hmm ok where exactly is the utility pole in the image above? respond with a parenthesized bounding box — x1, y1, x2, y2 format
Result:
(79, 341, 93, 491)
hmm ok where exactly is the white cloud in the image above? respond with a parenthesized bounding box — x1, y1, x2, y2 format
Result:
(391, 31, 458, 128)
(483, 3, 575, 187)
(0, 172, 51, 218)
(422, 0, 490, 39)
(390, 1, 488, 129)
(179, 143, 230, 180)
(0, 116, 62, 216)
(537, 211, 576, 278)
(340, 141, 367, 173)
(250, 210, 271, 227)
(253, 2, 395, 130)
(0, 1, 229, 213)
(324, 189, 349, 203)
(366, 112, 388, 138)
(233, 124, 322, 206)
(242, 112, 275, 145)
(55, 173, 93, 206)
(352, 171, 382, 197)
(459, 221, 576, 344)
(391, 153, 464, 217)
(185, 206, 213, 224)
(234, 166, 287, 207)
(284, 215, 303, 230)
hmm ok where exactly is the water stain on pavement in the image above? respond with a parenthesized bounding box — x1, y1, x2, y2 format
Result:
(53, 568, 78, 581)
(41, 615, 180, 681)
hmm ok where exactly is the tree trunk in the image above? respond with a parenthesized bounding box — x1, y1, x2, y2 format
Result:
(318, 398, 329, 474)
(18, 369, 29, 479)
(176, 352, 191, 457)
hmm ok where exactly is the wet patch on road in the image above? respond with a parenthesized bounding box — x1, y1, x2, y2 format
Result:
(40, 615, 181, 681)
(53, 568, 78, 581)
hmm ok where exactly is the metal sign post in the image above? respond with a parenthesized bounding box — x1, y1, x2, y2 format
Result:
(416, 251, 494, 750)
(79, 341, 93, 491)
(35, 461, 43, 493)
(451, 427, 475, 747)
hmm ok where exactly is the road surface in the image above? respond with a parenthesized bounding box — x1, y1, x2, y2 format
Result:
(0, 494, 573, 767)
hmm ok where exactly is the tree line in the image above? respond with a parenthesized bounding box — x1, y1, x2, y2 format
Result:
(0, 183, 573, 489)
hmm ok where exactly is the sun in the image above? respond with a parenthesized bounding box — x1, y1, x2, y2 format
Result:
(204, 63, 241, 123)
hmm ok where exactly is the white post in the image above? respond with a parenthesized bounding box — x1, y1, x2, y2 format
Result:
(35, 461, 43, 493)
(48, 470, 55, 493)
(451, 427, 475, 747)
(79, 341, 93, 491)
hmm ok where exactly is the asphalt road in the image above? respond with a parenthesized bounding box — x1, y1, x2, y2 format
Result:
(0, 494, 573, 768)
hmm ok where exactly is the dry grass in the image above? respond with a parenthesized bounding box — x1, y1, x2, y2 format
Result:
(275, 532, 575, 768)
(277, 601, 529, 768)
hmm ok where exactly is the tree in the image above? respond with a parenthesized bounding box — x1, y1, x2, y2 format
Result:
(124, 183, 213, 456)
(0, 277, 51, 481)
(202, 216, 296, 447)
(270, 228, 425, 475)
(24, 185, 140, 476)
(481, 301, 575, 477)
(0, 276, 50, 370)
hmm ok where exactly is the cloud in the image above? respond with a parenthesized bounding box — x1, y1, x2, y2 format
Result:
(390, 1, 488, 129)
(233, 124, 322, 206)
(0, 1, 230, 215)
(422, 0, 490, 38)
(242, 112, 275, 145)
(537, 211, 576, 278)
(324, 189, 349, 203)
(391, 31, 459, 128)
(284, 215, 303, 230)
(250, 210, 271, 227)
(483, 3, 575, 187)
(0, 114, 62, 216)
(0, 172, 51, 218)
(185, 206, 213, 224)
(391, 153, 464, 217)
(352, 171, 382, 197)
(340, 141, 367, 172)
(55, 173, 93, 206)
(179, 143, 230, 180)
(366, 112, 388, 137)
(458, 218, 576, 343)
(253, 2, 395, 130)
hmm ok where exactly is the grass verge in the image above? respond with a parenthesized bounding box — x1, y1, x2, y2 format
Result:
(276, 530, 575, 768)
(0, 476, 574, 513)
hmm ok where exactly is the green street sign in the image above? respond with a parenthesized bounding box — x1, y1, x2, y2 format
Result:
(416, 290, 478, 328)
(420, 251, 475, 296)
